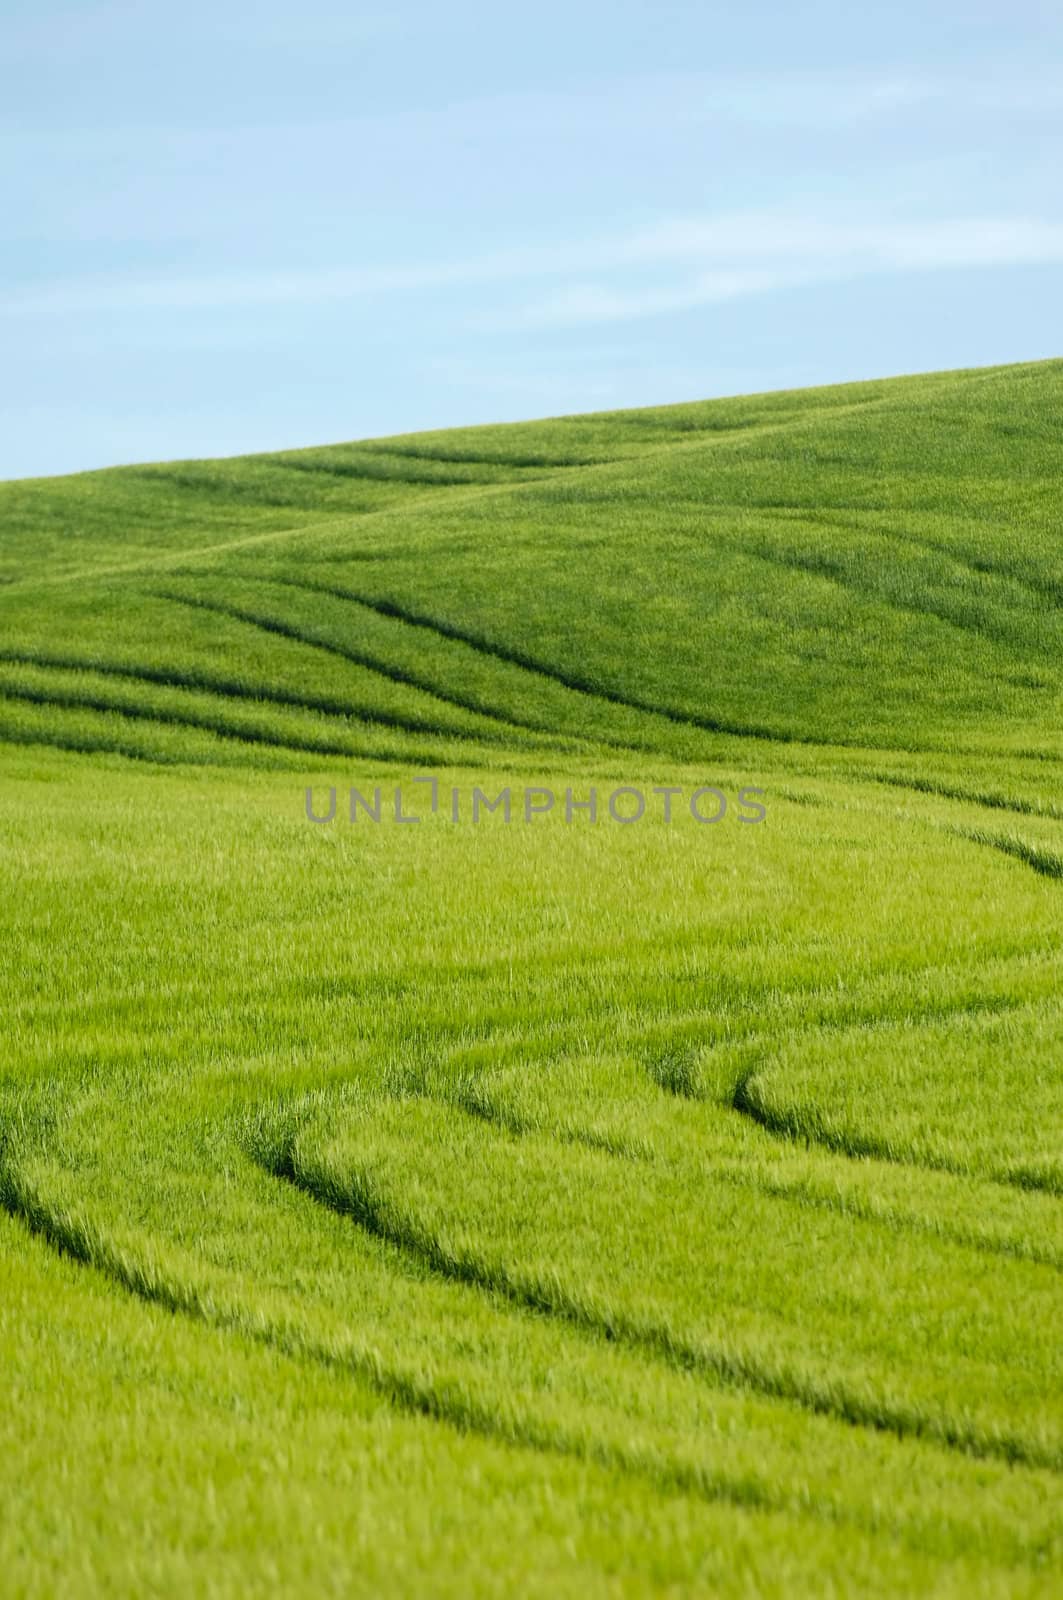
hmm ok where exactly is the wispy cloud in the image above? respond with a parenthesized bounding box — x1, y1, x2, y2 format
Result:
(6, 212, 1063, 327)
(511, 269, 794, 328)
(504, 215, 1063, 328)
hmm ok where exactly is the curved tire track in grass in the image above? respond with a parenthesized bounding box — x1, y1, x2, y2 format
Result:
(9, 1100, 1057, 1573)
(250, 575, 1063, 768)
(0, 645, 566, 757)
(731, 1069, 1063, 1199)
(0, 693, 487, 770)
(865, 770, 1063, 823)
(148, 585, 588, 752)
(264, 1094, 1063, 1475)
(0, 662, 559, 759)
(730, 1003, 1063, 1199)
(949, 826, 1063, 881)
(451, 1058, 1063, 1271)
(265, 575, 798, 746)
(720, 536, 1053, 657)
(0, 679, 388, 762)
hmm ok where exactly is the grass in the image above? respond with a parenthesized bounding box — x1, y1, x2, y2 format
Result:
(0, 357, 1061, 1596)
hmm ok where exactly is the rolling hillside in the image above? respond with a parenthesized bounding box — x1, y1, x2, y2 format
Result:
(1, 360, 1061, 1597)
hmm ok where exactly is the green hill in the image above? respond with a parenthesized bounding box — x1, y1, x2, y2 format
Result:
(1, 360, 1061, 1597)
(2, 358, 1062, 764)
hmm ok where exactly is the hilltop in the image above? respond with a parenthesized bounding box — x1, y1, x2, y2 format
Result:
(0, 359, 1061, 772)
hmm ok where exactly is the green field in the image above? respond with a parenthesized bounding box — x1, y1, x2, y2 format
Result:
(1, 359, 1061, 1597)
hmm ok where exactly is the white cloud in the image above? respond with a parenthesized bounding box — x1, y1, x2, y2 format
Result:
(504, 216, 1063, 328)
(5, 213, 1063, 325)
(511, 269, 795, 327)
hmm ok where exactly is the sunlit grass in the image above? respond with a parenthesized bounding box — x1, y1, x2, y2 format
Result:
(1, 359, 1062, 1596)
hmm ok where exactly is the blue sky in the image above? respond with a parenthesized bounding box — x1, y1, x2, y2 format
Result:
(2, 0, 1062, 478)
